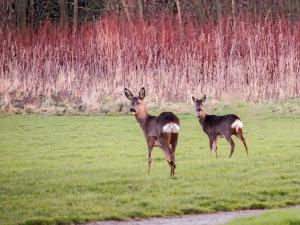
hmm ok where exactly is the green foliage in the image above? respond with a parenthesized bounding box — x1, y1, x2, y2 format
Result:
(0, 105, 299, 225)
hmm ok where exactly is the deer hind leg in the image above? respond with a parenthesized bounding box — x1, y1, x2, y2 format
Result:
(224, 134, 235, 158)
(170, 133, 178, 176)
(236, 129, 248, 157)
(159, 136, 175, 177)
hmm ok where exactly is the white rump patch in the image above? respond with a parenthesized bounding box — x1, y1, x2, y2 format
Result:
(231, 119, 243, 132)
(162, 122, 180, 133)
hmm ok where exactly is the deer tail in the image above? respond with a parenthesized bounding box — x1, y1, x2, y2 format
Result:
(162, 122, 180, 133)
(231, 119, 243, 133)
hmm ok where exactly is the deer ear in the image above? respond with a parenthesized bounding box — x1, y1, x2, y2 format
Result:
(192, 96, 197, 102)
(124, 88, 133, 100)
(139, 87, 146, 100)
(202, 94, 206, 102)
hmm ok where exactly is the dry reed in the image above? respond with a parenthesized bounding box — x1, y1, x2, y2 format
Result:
(0, 16, 299, 113)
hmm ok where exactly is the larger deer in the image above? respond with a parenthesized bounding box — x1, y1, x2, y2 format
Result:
(192, 95, 248, 158)
(124, 87, 180, 177)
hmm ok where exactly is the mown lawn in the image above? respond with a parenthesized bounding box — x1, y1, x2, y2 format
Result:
(0, 104, 299, 225)
(226, 207, 300, 225)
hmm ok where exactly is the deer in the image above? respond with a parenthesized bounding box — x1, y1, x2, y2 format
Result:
(192, 95, 248, 158)
(124, 87, 180, 177)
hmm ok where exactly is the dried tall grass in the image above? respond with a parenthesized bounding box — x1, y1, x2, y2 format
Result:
(0, 16, 299, 113)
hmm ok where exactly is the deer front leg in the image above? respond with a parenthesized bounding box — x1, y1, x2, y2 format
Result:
(224, 135, 235, 158)
(147, 137, 155, 175)
(213, 137, 218, 158)
(209, 136, 213, 158)
(209, 135, 217, 158)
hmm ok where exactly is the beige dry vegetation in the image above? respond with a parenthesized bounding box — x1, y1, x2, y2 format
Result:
(1, 17, 299, 114)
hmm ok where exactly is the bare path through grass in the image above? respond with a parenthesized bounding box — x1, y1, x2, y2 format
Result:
(83, 209, 264, 225)
(84, 207, 299, 225)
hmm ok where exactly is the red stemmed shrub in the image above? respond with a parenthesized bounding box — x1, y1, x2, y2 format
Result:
(0, 15, 299, 113)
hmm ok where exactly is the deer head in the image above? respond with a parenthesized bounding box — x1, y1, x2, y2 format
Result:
(192, 95, 206, 117)
(124, 87, 147, 117)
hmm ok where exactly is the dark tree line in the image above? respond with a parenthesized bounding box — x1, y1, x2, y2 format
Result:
(1, 0, 300, 29)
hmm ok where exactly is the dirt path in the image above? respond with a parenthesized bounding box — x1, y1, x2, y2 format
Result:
(84, 209, 265, 225)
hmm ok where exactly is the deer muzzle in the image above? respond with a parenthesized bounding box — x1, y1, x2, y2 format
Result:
(130, 108, 136, 114)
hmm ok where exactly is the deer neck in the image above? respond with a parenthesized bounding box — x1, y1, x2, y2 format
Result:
(134, 106, 150, 132)
(198, 111, 206, 126)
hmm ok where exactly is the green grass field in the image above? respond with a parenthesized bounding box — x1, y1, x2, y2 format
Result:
(0, 103, 299, 225)
(226, 207, 300, 225)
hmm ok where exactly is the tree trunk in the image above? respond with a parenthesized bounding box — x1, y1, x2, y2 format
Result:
(0, 1, 11, 27)
(30, 0, 34, 27)
(58, 0, 67, 26)
(295, 0, 300, 21)
(175, 0, 182, 31)
(231, 0, 236, 25)
(214, 0, 221, 22)
(73, 0, 78, 32)
(15, 0, 27, 29)
(121, 0, 132, 23)
(137, 0, 144, 21)
(194, 0, 206, 23)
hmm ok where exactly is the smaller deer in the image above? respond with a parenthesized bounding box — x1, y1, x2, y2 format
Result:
(192, 95, 248, 158)
(124, 87, 180, 177)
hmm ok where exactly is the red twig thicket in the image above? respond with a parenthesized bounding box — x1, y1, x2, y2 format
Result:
(0, 15, 299, 113)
